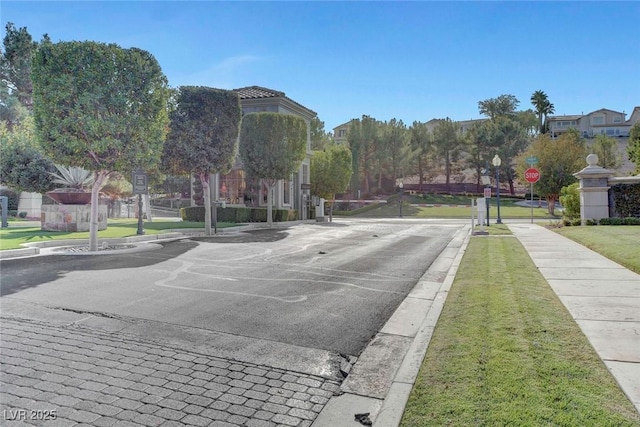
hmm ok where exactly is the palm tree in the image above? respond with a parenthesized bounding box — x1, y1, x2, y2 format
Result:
(530, 90, 555, 134)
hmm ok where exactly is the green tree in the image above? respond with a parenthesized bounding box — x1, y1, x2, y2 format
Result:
(478, 94, 520, 119)
(162, 86, 241, 235)
(409, 121, 432, 191)
(310, 117, 333, 151)
(239, 112, 307, 225)
(347, 115, 379, 195)
(515, 109, 539, 136)
(1, 23, 37, 111)
(517, 129, 586, 215)
(32, 40, 170, 250)
(432, 118, 465, 189)
(530, 90, 555, 134)
(492, 116, 530, 194)
(590, 134, 621, 170)
(627, 122, 640, 174)
(310, 144, 352, 222)
(0, 117, 56, 193)
(379, 118, 409, 186)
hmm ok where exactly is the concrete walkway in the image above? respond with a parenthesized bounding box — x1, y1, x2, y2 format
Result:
(508, 223, 640, 414)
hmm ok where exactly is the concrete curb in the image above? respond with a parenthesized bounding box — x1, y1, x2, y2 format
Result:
(312, 225, 472, 427)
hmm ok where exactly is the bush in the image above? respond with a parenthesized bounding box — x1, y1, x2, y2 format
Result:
(562, 218, 582, 226)
(610, 183, 640, 218)
(559, 183, 580, 219)
(180, 206, 297, 223)
(598, 217, 640, 225)
(18, 211, 27, 218)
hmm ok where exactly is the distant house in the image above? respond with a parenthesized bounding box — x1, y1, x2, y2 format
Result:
(206, 86, 316, 219)
(546, 107, 640, 139)
(332, 120, 354, 145)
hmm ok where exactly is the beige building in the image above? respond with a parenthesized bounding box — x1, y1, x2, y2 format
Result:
(332, 120, 353, 145)
(208, 86, 316, 219)
(547, 107, 640, 139)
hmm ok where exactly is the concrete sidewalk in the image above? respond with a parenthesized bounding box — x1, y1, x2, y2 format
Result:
(508, 223, 640, 414)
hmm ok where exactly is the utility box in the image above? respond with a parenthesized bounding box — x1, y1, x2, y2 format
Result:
(476, 197, 486, 226)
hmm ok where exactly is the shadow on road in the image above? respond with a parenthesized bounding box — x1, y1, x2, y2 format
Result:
(0, 240, 198, 297)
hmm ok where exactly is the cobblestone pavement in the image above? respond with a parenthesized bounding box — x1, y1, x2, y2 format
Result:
(0, 318, 341, 427)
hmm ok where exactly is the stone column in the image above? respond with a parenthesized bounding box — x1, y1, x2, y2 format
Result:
(573, 154, 615, 225)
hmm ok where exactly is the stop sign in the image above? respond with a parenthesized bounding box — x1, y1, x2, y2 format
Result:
(524, 168, 540, 183)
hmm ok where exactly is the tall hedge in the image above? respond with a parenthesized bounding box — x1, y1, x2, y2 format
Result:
(611, 183, 640, 218)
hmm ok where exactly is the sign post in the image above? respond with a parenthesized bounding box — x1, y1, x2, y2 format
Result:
(524, 167, 541, 223)
(132, 169, 148, 235)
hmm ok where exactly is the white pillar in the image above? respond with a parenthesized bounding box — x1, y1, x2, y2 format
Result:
(573, 154, 615, 225)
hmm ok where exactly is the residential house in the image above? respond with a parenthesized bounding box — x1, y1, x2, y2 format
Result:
(546, 107, 640, 139)
(332, 120, 353, 145)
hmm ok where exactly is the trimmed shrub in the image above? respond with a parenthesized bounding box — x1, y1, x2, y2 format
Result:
(611, 183, 640, 218)
(559, 183, 580, 219)
(599, 217, 640, 225)
(181, 206, 297, 223)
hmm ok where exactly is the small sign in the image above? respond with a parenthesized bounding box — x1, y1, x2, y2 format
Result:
(526, 156, 539, 165)
(524, 168, 541, 183)
(483, 187, 492, 198)
(132, 170, 148, 195)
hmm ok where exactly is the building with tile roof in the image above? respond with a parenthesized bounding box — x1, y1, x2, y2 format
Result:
(206, 86, 316, 219)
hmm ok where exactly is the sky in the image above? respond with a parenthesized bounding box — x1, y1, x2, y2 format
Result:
(2, 1, 639, 132)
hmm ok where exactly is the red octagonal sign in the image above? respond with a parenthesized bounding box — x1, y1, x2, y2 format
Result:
(524, 167, 540, 183)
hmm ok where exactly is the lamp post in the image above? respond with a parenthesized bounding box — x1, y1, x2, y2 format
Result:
(398, 182, 404, 218)
(492, 154, 502, 224)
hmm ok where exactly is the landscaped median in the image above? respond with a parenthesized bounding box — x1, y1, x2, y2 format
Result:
(400, 230, 640, 426)
(0, 218, 234, 252)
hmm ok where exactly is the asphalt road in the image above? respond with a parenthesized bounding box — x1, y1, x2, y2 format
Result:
(1, 218, 462, 357)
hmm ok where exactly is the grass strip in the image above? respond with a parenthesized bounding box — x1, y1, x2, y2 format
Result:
(554, 226, 640, 274)
(0, 219, 234, 250)
(348, 201, 556, 219)
(401, 236, 640, 426)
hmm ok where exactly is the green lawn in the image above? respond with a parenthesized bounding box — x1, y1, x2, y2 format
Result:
(0, 219, 234, 250)
(553, 225, 640, 274)
(349, 199, 556, 219)
(400, 236, 640, 426)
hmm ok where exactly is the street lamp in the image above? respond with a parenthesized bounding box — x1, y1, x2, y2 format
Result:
(492, 154, 502, 224)
(398, 182, 404, 218)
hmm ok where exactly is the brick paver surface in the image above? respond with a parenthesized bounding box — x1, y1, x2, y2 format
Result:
(0, 319, 340, 426)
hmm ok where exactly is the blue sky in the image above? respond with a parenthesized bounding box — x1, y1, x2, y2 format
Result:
(3, 1, 639, 131)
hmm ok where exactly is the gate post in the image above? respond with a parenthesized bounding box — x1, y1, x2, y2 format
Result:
(573, 154, 614, 226)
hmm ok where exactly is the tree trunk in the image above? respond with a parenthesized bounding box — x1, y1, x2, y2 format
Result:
(266, 180, 275, 226)
(201, 172, 212, 236)
(89, 170, 109, 251)
(418, 156, 424, 191)
(547, 195, 557, 216)
(329, 194, 335, 222)
(445, 152, 451, 190)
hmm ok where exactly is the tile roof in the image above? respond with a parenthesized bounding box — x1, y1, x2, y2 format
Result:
(233, 85, 316, 117)
(234, 86, 285, 100)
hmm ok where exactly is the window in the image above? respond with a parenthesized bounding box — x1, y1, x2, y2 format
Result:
(613, 116, 622, 123)
(338, 129, 346, 138)
(592, 116, 604, 125)
(283, 176, 291, 205)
